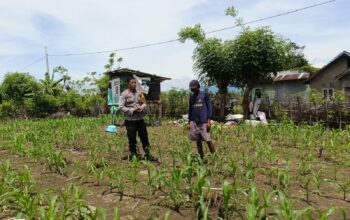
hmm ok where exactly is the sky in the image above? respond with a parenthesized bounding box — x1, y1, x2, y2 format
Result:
(0, 0, 349, 90)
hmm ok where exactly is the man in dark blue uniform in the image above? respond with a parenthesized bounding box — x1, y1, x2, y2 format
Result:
(188, 80, 216, 159)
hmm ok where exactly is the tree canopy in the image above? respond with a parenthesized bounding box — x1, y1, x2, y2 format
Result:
(179, 7, 309, 119)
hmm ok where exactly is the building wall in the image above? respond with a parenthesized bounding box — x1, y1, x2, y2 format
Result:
(309, 57, 348, 92)
(341, 74, 350, 98)
(252, 81, 309, 103)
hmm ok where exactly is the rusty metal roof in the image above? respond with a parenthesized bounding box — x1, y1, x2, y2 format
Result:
(106, 68, 171, 82)
(273, 71, 310, 82)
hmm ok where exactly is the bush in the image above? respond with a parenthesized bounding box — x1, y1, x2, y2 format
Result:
(0, 100, 18, 118)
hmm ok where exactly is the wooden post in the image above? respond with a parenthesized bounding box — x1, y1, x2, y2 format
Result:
(325, 100, 329, 126)
(158, 101, 162, 120)
(297, 97, 301, 124)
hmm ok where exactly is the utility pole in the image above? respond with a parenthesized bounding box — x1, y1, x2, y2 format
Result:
(45, 46, 50, 74)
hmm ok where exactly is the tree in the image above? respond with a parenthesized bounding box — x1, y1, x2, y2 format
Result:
(178, 24, 235, 119)
(180, 7, 309, 119)
(0, 72, 40, 103)
(39, 66, 69, 96)
(231, 27, 300, 118)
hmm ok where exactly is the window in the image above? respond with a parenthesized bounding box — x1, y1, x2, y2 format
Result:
(344, 87, 350, 97)
(322, 88, 334, 100)
(254, 88, 262, 99)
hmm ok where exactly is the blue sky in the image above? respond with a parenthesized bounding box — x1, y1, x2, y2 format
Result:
(0, 0, 349, 90)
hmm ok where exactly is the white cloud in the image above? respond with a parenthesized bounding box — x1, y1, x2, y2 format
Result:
(0, 0, 349, 89)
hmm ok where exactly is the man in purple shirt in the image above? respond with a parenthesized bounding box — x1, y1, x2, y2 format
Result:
(188, 80, 216, 159)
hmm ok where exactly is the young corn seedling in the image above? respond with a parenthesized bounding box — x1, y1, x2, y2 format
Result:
(300, 176, 312, 203)
(244, 184, 273, 220)
(143, 161, 159, 198)
(113, 208, 120, 220)
(333, 179, 350, 201)
(229, 157, 238, 187)
(89, 147, 107, 168)
(196, 195, 209, 220)
(333, 164, 339, 181)
(15, 186, 38, 220)
(338, 207, 347, 220)
(274, 191, 309, 220)
(265, 166, 278, 187)
(221, 181, 233, 219)
(242, 153, 255, 181)
(278, 166, 290, 191)
(47, 150, 68, 176)
(312, 167, 323, 195)
(39, 195, 59, 220)
(298, 159, 312, 176)
(93, 168, 105, 186)
(128, 157, 141, 198)
(311, 207, 335, 220)
(165, 167, 184, 212)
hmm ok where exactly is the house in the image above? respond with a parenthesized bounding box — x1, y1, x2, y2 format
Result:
(251, 70, 310, 103)
(307, 51, 350, 99)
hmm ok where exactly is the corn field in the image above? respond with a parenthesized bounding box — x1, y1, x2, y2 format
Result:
(0, 116, 350, 219)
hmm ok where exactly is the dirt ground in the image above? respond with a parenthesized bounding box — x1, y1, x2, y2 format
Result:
(1, 120, 350, 219)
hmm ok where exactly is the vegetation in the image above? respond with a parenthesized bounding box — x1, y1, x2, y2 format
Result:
(179, 7, 308, 119)
(0, 116, 349, 218)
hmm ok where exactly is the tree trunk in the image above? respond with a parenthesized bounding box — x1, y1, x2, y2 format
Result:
(217, 82, 228, 121)
(243, 86, 253, 119)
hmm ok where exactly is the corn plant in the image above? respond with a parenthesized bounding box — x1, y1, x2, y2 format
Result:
(312, 167, 323, 195)
(128, 157, 141, 198)
(196, 196, 209, 220)
(89, 147, 107, 168)
(15, 186, 38, 219)
(338, 207, 347, 220)
(277, 166, 290, 191)
(265, 166, 278, 186)
(244, 184, 273, 220)
(163, 211, 171, 220)
(311, 207, 335, 220)
(298, 159, 312, 176)
(164, 167, 185, 211)
(112, 207, 120, 220)
(333, 179, 350, 201)
(47, 150, 68, 176)
(143, 161, 161, 198)
(221, 181, 233, 219)
(229, 157, 238, 186)
(274, 191, 309, 220)
(93, 168, 105, 186)
(299, 176, 312, 203)
(39, 195, 59, 220)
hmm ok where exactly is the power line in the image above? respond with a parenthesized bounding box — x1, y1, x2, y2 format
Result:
(49, 0, 336, 57)
(16, 56, 45, 72)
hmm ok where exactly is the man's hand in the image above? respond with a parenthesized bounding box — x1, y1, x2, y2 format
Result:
(207, 120, 212, 130)
(133, 108, 142, 113)
(187, 123, 191, 131)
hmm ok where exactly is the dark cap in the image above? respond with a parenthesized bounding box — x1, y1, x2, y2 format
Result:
(189, 80, 200, 89)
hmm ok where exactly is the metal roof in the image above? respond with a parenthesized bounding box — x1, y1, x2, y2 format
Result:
(106, 68, 171, 82)
(273, 71, 310, 82)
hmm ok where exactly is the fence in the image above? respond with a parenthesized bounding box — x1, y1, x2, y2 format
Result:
(259, 99, 350, 127)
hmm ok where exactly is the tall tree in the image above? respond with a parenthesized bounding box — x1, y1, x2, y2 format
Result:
(179, 7, 308, 119)
(178, 24, 235, 120)
(231, 28, 286, 118)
